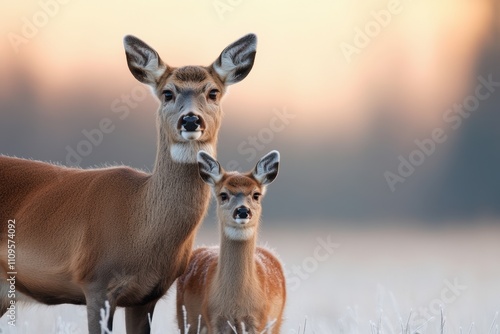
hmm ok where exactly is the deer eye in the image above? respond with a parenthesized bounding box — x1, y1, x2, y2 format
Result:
(208, 89, 219, 101)
(220, 192, 229, 201)
(253, 193, 261, 201)
(163, 90, 174, 102)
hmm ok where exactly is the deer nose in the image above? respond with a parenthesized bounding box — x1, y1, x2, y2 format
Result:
(234, 206, 251, 220)
(182, 113, 200, 132)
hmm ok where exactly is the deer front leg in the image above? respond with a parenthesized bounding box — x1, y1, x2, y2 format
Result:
(84, 284, 116, 334)
(125, 300, 157, 334)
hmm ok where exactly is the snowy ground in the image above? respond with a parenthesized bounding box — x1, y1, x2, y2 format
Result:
(1, 223, 499, 333)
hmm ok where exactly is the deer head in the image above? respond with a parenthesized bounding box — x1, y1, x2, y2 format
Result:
(197, 150, 280, 240)
(123, 34, 257, 163)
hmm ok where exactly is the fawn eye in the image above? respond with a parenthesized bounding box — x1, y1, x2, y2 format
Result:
(163, 90, 174, 102)
(220, 192, 229, 201)
(208, 89, 219, 101)
(253, 193, 261, 201)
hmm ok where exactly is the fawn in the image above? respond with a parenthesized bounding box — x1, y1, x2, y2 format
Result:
(177, 150, 286, 333)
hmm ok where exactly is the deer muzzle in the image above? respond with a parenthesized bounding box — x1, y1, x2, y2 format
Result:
(179, 113, 204, 140)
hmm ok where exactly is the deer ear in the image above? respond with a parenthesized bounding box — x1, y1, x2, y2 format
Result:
(253, 150, 280, 186)
(211, 33, 257, 86)
(123, 35, 166, 86)
(197, 151, 222, 186)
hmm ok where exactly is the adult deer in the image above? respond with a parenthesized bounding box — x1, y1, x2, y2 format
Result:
(177, 151, 286, 334)
(0, 33, 257, 334)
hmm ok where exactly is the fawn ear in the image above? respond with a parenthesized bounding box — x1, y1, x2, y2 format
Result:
(211, 33, 257, 86)
(197, 151, 222, 186)
(253, 150, 280, 186)
(123, 35, 166, 86)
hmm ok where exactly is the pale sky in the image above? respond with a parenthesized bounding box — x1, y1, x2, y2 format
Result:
(1, 0, 493, 142)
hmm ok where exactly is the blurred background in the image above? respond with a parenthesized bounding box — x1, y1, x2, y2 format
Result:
(1, 1, 500, 333)
(1, 0, 499, 224)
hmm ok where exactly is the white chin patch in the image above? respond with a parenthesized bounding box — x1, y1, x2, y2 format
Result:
(170, 142, 215, 164)
(234, 218, 250, 225)
(224, 226, 254, 241)
(181, 131, 202, 140)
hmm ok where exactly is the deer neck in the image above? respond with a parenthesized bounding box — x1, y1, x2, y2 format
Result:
(215, 221, 258, 295)
(143, 124, 214, 242)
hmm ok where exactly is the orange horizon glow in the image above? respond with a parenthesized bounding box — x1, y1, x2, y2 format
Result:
(0, 0, 494, 142)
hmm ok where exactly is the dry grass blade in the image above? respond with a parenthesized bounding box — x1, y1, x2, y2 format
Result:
(404, 310, 413, 334)
(488, 312, 499, 334)
(197, 314, 202, 334)
(99, 300, 112, 334)
(370, 321, 377, 334)
(411, 316, 434, 334)
(260, 318, 277, 334)
(227, 320, 238, 334)
(241, 321, 246, 333)
(182, 305, 191, 334)
(440, 308, 446, 334)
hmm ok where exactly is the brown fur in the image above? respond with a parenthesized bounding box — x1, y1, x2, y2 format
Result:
(0, 33, 257, 334)
(0, 154, 208, 303)
(177, 161, 286, 334)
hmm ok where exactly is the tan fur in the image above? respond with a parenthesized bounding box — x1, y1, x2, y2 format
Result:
(177, 167, 286, 334)
(0, 34, 257, 334)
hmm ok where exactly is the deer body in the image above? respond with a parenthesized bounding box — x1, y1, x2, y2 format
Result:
(177, 151, 286, 334)
(0, 34, 257, 334)
(0, 156, 205, 305)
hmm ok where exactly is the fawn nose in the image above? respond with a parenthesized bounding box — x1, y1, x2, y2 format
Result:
(181, 113, 201, 132)
(234, 206, 251, 220)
